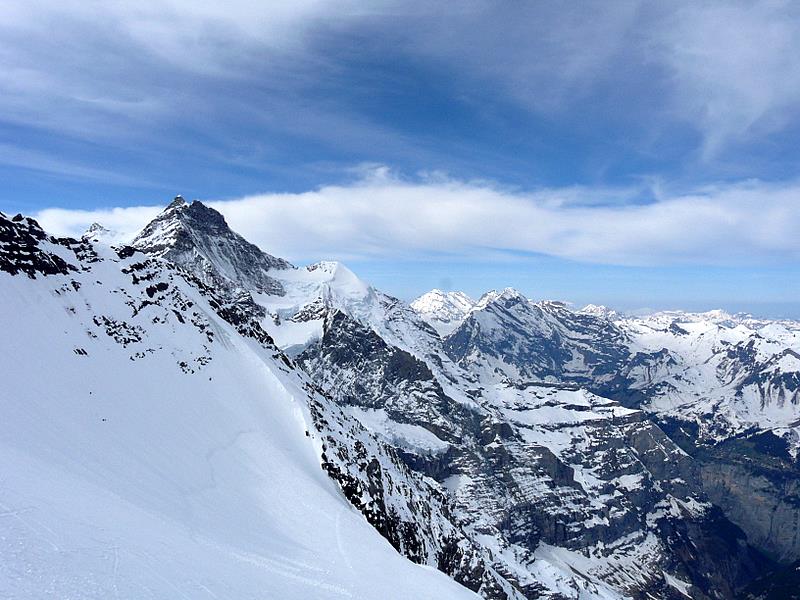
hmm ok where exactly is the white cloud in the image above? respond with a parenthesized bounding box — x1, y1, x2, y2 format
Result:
(0, 0, 385, 146)
(33, 168, 800, 267)
(653, 1, 800, 157)
(35, 206, 162, 244)
(399, 2, 641, 113)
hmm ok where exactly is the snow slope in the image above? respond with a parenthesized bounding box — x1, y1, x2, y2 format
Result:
(619, 310, 800, 450)
(253, 260, 383, 352)
(412, 289, 476, 336)
(0, 213, 478, 600)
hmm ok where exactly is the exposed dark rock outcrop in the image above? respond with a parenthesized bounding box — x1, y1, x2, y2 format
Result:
(132, 197, 291, 295)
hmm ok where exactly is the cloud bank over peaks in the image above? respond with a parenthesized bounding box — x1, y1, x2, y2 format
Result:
(33, 167, 800, 268)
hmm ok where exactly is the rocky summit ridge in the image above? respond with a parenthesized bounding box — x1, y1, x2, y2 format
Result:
(132, 195, 292, 295)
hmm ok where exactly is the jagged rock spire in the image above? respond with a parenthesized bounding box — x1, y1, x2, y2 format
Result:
(132, 196, 292, 296)
(166, 195, 187, 210)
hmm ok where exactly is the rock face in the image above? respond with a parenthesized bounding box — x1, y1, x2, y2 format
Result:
(132, 196, 292, 295)
(701, 458, 800, 563)
(297, 304, 771, 598)
(684, 430, 800, 564)
(436, 291, 800, 570)
(660, 418, 800, 567)
(0, 213, 81, 277)
(744, 558, 800, 599)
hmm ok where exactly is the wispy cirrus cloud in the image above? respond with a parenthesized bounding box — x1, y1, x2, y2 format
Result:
(34, 167, 800, 267)
(0, 143, 164, 187)
(653, 1, 800, 158)
(3, 0, 800, 190)
(395, 1, 800, 160)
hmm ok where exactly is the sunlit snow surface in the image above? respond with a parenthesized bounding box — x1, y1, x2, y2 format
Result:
(254, 261, 378, 350)
(620, 310, 800, 452)
(0, 242, 477, 599)
(411, 289, 476, 336)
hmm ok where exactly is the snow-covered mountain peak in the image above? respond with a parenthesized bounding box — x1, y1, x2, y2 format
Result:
(675, 308, 741, 327)
(498, 286, 527, 301)
(167, 193, 187, 209)
(412, 288, 474, 312)
(473, 287, 528, 312)
(411, 289, 476, 336)
(251, 259, 390, 352)
(474, 289, 501, 310)
(292, 261, 372, 300)
(628, 308, 743, 328)
(306, 259, 360, 282)
(701, 308, 737, 321)
(81, 222, 119, 244)
(133, 198, 233, 255)
(535, 299, 572, 313)
(306, 259, 339, 273)
(132, 197, 292, 295)
(580, 303, 620, 320)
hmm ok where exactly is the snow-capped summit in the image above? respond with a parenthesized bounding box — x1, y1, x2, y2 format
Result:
(80, 222, 119, 244)
(242, 258, 389, 352)
(471, 287, 529, 312)
(167, 193, 187, 209)
(473, 289, 501, 310)
(580, 303, 620, 320)
(132, 197, 292, 295)
(411, 289, 475, 336)
(305, 260, 371, 298)
(495, 287, 528, 303)
(261, 259, 375, 313)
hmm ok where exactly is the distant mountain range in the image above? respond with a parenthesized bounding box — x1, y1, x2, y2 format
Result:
(2, 197, 798, 599)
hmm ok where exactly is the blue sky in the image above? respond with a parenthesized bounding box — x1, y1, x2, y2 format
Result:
(2, 1, 800, 315)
